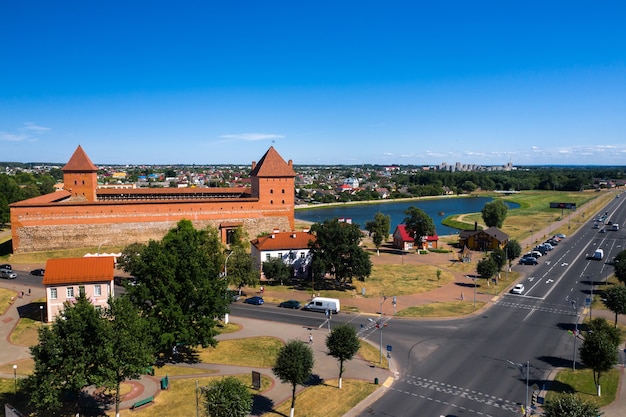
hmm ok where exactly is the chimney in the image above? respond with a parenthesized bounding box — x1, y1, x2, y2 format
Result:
(251, 161, 257, 170)
(288, 160, 293, 168)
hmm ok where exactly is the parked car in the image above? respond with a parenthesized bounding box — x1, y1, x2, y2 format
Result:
(227, 289, 241, 302)
(524, 251, 542, 259)
(0, 268, 18, 279)
(519, 256, 538, 265)
(511, 284, 525, 294)
(533, 246, 548, 255)
(30, 269, 45, 276)
(555, 233, 566, 239)
(0, 264, 12, 270)
(244, 296, 264, 305)
(540, 242, 553, 250)
(278, 300, 302, 309)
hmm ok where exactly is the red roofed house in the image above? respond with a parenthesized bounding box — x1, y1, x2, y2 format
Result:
(392, 225, 414, 251)
(392, 225, 439, 251)
(42, 257, 115, 323)
(251, 230, 316, 279)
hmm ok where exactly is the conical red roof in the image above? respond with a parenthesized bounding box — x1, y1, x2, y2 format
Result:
(250, 147, 295, 177)
(62, 145, 98, 172)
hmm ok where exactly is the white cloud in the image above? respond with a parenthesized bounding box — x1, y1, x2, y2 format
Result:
(219, 133, 284, 141)
(0, 132, 29, 142)
(20, 122, 51, 133)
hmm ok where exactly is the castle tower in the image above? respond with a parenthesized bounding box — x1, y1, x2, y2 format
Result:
(250, 146, 296, 229)
(62, 145, 98, 202)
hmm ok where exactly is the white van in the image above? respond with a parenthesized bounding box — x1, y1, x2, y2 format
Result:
(592, 249, 604, 260)
(304, 297, 340, 314)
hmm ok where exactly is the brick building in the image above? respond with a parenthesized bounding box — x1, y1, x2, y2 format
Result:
(10, 145, 296, 253)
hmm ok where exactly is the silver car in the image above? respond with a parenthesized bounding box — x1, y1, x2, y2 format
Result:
(0, 268, 17, 279)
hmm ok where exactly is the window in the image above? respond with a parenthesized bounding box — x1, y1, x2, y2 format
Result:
(300, 252, 305, 259)
(50, 288, 57, 299)
(94, 284, 102, 297)
(278, 252, 283, 259)
(266, 254, 271, 261)
(289, 252, 296, 260)
(66, 287, 74, 298)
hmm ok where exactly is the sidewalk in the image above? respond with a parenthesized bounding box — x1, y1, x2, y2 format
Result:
(1, 193, 623, 415)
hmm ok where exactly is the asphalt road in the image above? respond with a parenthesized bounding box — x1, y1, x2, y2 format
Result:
(233, 193, 626, 417)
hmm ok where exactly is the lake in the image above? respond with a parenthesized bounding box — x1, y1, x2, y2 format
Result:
(295, 197, 519, 236)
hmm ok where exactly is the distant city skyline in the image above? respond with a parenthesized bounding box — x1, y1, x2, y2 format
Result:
(1, 2, 625, 166)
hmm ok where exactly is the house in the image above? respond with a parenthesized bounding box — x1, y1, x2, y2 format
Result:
(458, 226, 509, 251)
(392, 225, 414, 251)
(419, 234, 439, 250)
(393, 224, 439, 251)
(42, 257, 115, 323)
(250, 230, 316, 279)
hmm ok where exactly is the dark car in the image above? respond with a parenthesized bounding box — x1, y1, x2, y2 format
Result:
(244, 296, 264, 305)
(519, 256, 538, 265)
(30, 269, 45, 276)
(279, 300, 301, 309)
(0, 264, 11, 270)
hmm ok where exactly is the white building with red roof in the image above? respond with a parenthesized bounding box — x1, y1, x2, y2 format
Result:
(250, 230, 316, 279)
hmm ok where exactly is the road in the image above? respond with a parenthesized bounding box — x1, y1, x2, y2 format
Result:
(232, 193, 626, 417)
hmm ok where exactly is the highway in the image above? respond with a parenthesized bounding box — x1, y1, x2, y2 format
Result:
(232, 193, 626, 417)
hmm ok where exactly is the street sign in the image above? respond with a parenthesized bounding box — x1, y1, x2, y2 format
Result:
(386, 345, 392, 352)
(531, 383, 539, 391)
(585, 298, 592, 306)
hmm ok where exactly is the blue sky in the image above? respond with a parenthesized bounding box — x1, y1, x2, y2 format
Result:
(1, 1, 625, 166)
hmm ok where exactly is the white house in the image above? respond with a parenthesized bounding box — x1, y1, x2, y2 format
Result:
(250, 230, 316, 278)
(42, 256, 115, 322)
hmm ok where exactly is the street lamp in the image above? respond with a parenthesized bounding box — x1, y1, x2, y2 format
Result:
(13, 364, 17, 395)
(39, 305, 44, 323)
(379, 294, 389, 364)
(571, 300, 579, 370)
(97, 240, 109, 256)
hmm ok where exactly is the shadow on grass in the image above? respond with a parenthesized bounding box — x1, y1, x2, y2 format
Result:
(251, 394, 277, 416)
(0, 238, 12, 257)
(17, 301, 47, 321)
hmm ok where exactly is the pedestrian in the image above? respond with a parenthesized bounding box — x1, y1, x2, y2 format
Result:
(309, 333, 313, 344)
(260, 285, 264, 295)
(460, 292, 464, 301)
(28, 288, 31, 296)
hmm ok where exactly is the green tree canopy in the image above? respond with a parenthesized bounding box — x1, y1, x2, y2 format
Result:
(489, 247, 507, 271)
(481, 199, 508, 228)
(26, 293, 110, 416)
(102, 295, 155, 417)
(309, 218, 372, 284)
(602, 284, 626, 327)
(226, 247, 260, 290)
(580, 318, 619, 396)
(476, 257, 498, 279)
(262, 257, 291, 284)
(326, 324, 361, 389)
(272, 340, 314, 417)
(118, 219, 230, 357)
(203, 376, 253, 417)
(403, 206, 436, 247)
(365, 212, 391, 256)
(504, 240, 522, 267)
(543, 393, 601, 417)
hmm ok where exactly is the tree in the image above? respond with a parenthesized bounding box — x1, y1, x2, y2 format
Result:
(309, 218, 372, 284)
(26, 293, 110, 416)
(543, 393, 601, 417)
(476, 257, 498, 279)
(580, 318, 619, 396)
(326, 324, 360, 389)
(365, 212, 391, 256)
(481, 199, 508, 228)
(602, 285, 626, 327)
(203, 376, 253, 417)
(119, 219, 230, 357)
(504, 240, 522, 270)
(489, 247, 507, 272)
(263, 257, 291, 284)
(272, 340, 314, 417)
(102, 296, 155, 417)
(226, 247, 260, 290)
(403, 207, 436, 248)
(614, 250, 626, 284)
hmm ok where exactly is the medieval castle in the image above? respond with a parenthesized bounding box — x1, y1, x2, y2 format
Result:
(10, 145, 296, 253)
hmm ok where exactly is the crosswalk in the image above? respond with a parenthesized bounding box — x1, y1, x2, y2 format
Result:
(495, 299, 577, 316)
